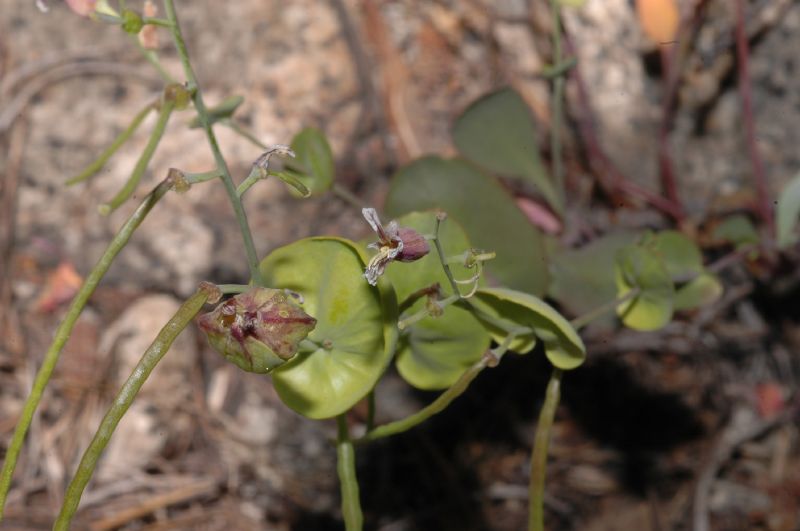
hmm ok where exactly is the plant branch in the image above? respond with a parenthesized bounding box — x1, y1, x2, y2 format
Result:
(163, 0, 264, 286)
(357, 345, 507, 443)
(337, 415, 363, 531)
(53, 283, 220, 530)
(735, 0, 774, 234)
(528, 368, 562, 531)
(99, 98, 175, 215)
(0, 175, 176, 518)
(67, 101, 156, 186)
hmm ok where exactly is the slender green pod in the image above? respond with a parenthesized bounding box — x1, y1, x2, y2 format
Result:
(53, 283, 221, 530)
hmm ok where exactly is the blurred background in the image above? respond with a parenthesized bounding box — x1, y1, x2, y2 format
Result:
(1, 0, 799, 529)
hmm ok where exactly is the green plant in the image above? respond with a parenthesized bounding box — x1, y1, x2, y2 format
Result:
(2, 1, 794, 530)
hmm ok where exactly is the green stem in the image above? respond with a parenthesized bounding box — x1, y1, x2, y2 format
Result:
(163, 0, 264, 287)
(135, 38, 175, 84)
(549, 0, 566, 210)
(0, 176, 175, 519)
(358, 350, 497, 443)
(569, 288, 641, 331)
(184, 168, 224, 184)
(67, 102, 155, 186)
(432, 215, 462, 297)
(236, 166, 264, 198)
(142, 16, 174, 27)
(99, 99, 175, 215)
(216, 283, 251, 294)
(528, 368, 562, 531)
(53, 283, 220, 530)
(337, 415, 363, 531)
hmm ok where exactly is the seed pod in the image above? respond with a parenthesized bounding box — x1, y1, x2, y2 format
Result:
(197, 288, 317, 374)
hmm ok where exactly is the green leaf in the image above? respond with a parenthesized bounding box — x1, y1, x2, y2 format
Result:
(284, 127, 335, 197)
(712, 214, 759, 248)
(548, 231, 640, 318)
(615, 244, 674, 331)
(777, 171, 800, 249)
(383, 212, 490, 390)
(385, 156, 549, 296)
(453, 88, 561, 212)
(189, 95, 245, 128)
(647, 230, 703, 280)
(674, 272, 723, 311)
(259, 237, 398, 419)
(472, 287, 586, 370)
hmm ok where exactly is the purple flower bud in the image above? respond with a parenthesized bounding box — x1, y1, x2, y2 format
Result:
(197, 288, 316, 374)
(362, 208, 430, 285)
(395, 227, 430, 262)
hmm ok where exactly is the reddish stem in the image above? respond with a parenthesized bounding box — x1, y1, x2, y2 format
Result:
(657, 44, 684, 218)
(735, 0, 774, 234)
(565, 34, 685, 221)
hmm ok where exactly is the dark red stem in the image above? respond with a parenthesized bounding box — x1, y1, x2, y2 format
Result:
(735, 0, 774, 234)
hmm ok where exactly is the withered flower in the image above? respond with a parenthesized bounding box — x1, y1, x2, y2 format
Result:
(197, 288, 316, 374)
(362, 207, 429, 286)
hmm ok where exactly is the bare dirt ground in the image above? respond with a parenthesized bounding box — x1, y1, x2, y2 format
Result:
(1, 0, 799, 530)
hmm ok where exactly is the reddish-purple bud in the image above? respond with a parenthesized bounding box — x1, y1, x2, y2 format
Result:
(197, 288, 316, 374)
(396, 227, 430, 262)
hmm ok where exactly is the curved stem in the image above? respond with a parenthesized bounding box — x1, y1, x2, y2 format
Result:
(356, 341, 512, 444)
(67, 101, 155, 186)
(163, 0, 264, 286)
(337, 415, 363, 531)
(135, 38, 175, 84)
(53, 283, 220, 530)
(99, 98, 175, 215)
(0, 176, 175, 519)
(528, 368, 562, 531)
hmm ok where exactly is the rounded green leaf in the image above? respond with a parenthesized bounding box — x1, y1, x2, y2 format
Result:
(259, 237, 398, 419)
(711, 214, 759, 248)
(472, 287, 586, 369)
(674, 272, 723, 311)
(648, 230, 703, 280)
(396, 306, 489, 389)
(284, 127, 335, 196)
(385, 156, 549, 296)
(453, 88, 560, 212)
(615, 245, 674, 331)
(548, 231, 640, 319)
(382, 212, 490, 390)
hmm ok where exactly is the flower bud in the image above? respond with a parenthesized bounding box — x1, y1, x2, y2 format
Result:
(396, 227, 430, 262)
(197, 288, 317, 374)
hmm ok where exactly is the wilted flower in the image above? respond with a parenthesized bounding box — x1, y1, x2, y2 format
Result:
(362, 207, 430, 286)
(197, 288, 316, 374)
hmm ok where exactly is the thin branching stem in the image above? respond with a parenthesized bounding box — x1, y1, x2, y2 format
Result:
(67, 101, 155, 186)
(0, 176, 176, 518)
(99, 98, 175, 215)
(337, 415, 363, 531)
(357, 335, 516, 444)
(528, 368, 562, 531)
(53, 283, 220, 530)
(163, 0, 264, 286)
